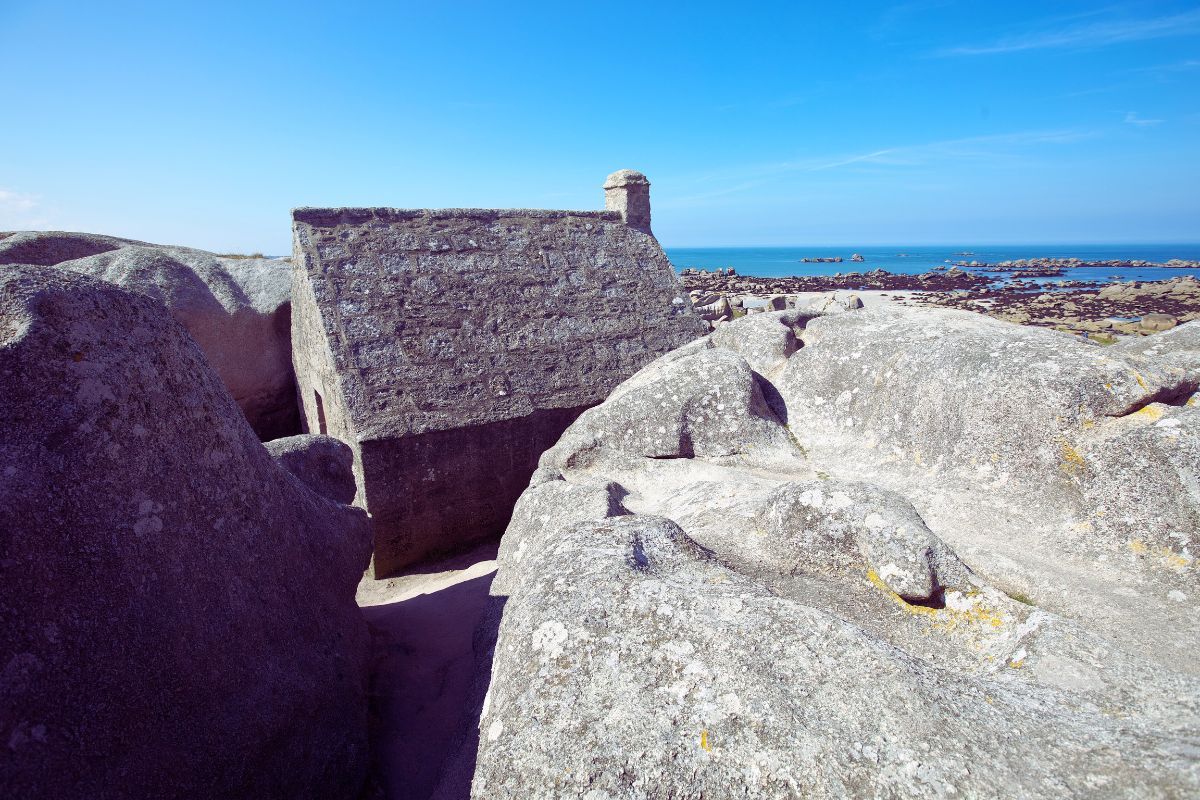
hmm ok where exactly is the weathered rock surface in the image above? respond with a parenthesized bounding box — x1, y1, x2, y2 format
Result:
(775, 307, 1198, 605)
(466, 305, 1200, 798)
(290, 177, 706, 576)
(0, 264, 372, 799)
(266, 433, 358, 505)
(0, 230, 297, 439)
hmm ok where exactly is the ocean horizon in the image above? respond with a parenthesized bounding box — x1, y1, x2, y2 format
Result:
(665, 244, 1200, 284)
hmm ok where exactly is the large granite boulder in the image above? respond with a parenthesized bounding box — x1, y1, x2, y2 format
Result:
(463, 306, 1200, 798)
(0, 230, 297, 439)
(0, 264, 372, 799)
(266, 433, 359, 505)
(773, 307, 1197, 632)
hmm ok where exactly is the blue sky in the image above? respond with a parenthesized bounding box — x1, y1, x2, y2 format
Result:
(1, 1, 1197, 251)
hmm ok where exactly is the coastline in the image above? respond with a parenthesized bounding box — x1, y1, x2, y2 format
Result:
(667, 244, 1200, 286)
(680, 266, 1200, 341)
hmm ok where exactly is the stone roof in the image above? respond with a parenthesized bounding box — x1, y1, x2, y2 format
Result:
(292, 205, 704, 442)
(292, 207, 620, 226)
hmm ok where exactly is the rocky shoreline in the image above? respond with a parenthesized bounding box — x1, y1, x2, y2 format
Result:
(987, 256, 1200, 270)
(919, 275, 1200, 338)
(680, 266, 990, 293)
(680, 267, 1200, 339)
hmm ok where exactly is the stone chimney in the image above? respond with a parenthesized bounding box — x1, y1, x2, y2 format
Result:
(604, 169, 651, 231)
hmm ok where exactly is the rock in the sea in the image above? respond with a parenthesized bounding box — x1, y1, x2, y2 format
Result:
(1140, 312, 1179, 332)
(0, 264, 372, 799)
(0, 230, 297, 440)
(465, 306, 1200, 798)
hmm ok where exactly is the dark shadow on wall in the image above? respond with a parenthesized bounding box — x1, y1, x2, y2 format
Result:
(360, 572, 506, 800)
(364, 404, 591, 577)
(255, 301, 303, 441)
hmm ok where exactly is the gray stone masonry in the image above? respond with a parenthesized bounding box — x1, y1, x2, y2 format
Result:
(604, 169, 652, 230)
(291, 173, 705, 576)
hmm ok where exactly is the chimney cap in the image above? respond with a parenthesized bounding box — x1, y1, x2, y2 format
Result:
(604, 169, 650, 189)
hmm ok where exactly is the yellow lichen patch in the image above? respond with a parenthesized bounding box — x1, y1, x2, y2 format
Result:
(865, 569, 1007, 633)
(1132, 371, 1148, 390)
(1128, 404, 1164, 422)
(1059, 440, 1087, 477)
(1100, 705, 1132, 720)
(990, 452, 1000, 464)
(1128, 539, 1194, 571)
(1165, 552, 1192, 570)
(1009, 657, 1025, 669)
(700, 730, 711, 751)
(1081, 418, 1096, 429)
(1188, 396, 1198, 407)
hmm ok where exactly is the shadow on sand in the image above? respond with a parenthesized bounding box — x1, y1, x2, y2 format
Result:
(359, 558, 506, 800)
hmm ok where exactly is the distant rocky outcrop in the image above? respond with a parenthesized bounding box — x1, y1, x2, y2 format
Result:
(465, 301, 1200, 797)
(679, 266, 989, 298)
(0, 264, 372, 799)
(928, 274, 1200, 335)
(681, 267, 1200, 340)
(994, 257, 1200, 270)
(0, 231, 298, 440)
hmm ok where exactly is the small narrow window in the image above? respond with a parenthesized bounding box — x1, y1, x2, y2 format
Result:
(314, 389, 328, 436)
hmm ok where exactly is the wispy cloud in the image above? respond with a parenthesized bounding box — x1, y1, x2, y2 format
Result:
(657, 180, 772, 209)
(1126, 58, 1200, 76)
(447, 100, 501, 110)
(774, 129, 1096, 173)
(869, 0, 957, 40)
(1124, 111, 1163, 126)
(0, 188, 50, 228)
(0, 189, 37, 212)
(939, 9, 1200, 56)
(660, 129, 1096, 206)
(1128, 57, 1195, 73)
(1057, 58, 1200, 99)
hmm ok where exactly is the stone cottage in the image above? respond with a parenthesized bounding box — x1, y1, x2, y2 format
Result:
(291, 170, 705, 576)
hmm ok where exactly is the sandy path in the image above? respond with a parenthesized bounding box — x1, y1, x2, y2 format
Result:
(357, 543, 499, 799)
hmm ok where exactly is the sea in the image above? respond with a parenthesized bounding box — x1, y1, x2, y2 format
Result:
(665, 244, 1200, 286)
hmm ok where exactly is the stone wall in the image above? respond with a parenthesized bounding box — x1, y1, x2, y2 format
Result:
(292, 177, 705, 576)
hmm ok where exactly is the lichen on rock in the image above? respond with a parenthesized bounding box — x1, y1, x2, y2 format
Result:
(461, 304, 1200, 798)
